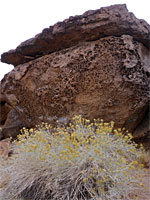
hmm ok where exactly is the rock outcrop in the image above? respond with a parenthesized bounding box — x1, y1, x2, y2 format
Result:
(0, 93, 25, 139)
(0, 4, 150, 143)
(1, 4, 149, 66)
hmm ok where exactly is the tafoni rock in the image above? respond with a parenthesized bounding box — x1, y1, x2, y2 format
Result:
(0, 4, 150, 147)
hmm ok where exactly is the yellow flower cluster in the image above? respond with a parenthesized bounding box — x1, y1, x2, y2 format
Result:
(9, 115, 144, 200)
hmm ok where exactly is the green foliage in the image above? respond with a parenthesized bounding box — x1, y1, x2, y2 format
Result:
(0, 115, 145, 200)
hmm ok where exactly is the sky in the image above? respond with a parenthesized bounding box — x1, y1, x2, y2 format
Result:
(0, 0, 150, 81)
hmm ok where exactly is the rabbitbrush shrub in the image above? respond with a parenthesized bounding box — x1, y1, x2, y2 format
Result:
(0, 115, 145, 200)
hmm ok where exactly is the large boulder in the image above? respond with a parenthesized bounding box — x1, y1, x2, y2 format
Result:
(0, 4, 150, 140)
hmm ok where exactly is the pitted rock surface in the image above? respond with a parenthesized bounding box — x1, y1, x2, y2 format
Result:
(1, 4, 150, 66)
(0, 4, 150, 141)
(1, 35, 149, 136)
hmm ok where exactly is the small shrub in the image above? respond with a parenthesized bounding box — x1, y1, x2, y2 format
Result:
(0, 115, 145, 200)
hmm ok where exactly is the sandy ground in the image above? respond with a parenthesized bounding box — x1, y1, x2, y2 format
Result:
(127, 168, 150, 200)
(136, 169, 150, 200)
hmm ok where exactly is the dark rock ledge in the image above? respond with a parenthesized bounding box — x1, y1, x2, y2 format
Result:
(1, 4, 150, 66)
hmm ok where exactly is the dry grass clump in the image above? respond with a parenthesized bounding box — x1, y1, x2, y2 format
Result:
(137, 150, 150, 168)
(0, 115, 145, 200)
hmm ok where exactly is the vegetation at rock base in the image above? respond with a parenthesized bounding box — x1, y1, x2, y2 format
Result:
(0, 115, 146, 200)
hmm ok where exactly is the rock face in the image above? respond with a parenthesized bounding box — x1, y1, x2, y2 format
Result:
(1, 4, 149, 66)
(0, 4, 150, 142)
(0, 93, 24, 139)
(0, 94, 11, 126)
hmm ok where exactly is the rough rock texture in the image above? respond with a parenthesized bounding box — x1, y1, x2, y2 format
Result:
(1, 109, 24, 139)
(133, 107, 150, 150)
(1, 4, 150, 66)
(1, 35, 150, 133)
(0, 4, 150, 141)
(0, 93, 24, 139)
(0, 94, 11, 126)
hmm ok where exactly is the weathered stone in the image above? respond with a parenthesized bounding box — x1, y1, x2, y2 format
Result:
(0, 4, 150, 141)
(133, 106, 150, 150)
(0, 94, 11, 125)
(1, 109, 24, 139)
(1, 4, 149, 66)
(1, 35, 149, 134)
(0, 127, 3, 140)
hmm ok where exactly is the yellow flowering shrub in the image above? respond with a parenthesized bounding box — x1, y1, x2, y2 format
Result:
(0, 115, 145, 200)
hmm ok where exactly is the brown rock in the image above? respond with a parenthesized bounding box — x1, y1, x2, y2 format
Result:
(0, 94, 11, 125)
(133, 106, 150, 150)
(1, 4, 149, 66)
(1, 109, 24, 139)
(0, 127, 3, 140)
(1, 35, 149, 134)
(0, 4, 149, 141)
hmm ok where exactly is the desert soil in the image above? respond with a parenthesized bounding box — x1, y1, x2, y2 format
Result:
(128, 168, 150, 200)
